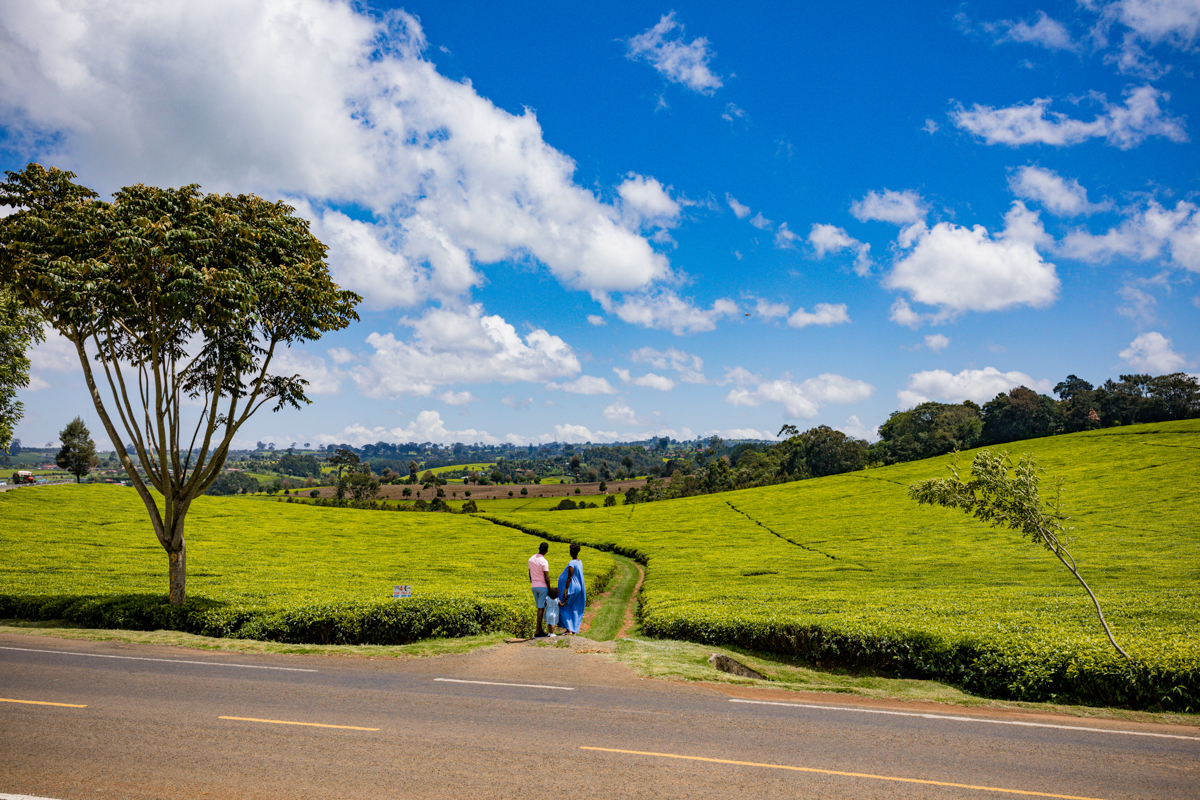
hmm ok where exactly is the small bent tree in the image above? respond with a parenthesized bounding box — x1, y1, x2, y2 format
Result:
(909, 449, 1130, 660)
(0, 164, 360, 605)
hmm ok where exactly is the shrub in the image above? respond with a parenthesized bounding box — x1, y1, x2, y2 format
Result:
(520, 488, 528, 496)
(310, 489, 320, 498)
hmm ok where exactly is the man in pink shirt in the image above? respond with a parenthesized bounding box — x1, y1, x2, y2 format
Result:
(527, 541, 552, 637)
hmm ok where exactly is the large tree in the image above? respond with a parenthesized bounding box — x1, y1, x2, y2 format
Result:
(56, 416, 98, 482)
(0, 164, 360, 604)
(0, 288, 44, 452)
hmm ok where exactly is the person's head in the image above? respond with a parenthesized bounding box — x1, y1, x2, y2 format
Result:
(570, 543, 580, 558)
(538, 541, 549, 555)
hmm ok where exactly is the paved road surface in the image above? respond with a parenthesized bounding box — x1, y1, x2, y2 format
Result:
(1, 633, 1196, 799)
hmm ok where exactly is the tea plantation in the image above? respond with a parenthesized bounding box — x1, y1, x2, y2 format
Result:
(0, 489, 616, 643)
(483, 420, 1200, 710)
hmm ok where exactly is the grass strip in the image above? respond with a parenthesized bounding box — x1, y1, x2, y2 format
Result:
(583, 556, 641, 641)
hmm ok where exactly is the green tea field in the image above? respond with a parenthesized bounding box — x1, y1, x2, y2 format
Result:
(0, 488, 616, 643)
(483, 420, 1200, 709)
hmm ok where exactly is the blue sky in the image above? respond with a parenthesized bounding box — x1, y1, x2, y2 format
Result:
(2, 0, 1197, 450)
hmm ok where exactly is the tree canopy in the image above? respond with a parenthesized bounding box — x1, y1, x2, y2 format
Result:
(0, 288, 44, 452)
(0, 163, 360, 604)
(56, 416, 98, 482)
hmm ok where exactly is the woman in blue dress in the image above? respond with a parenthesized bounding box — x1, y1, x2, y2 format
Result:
(557, 543, 586, 635)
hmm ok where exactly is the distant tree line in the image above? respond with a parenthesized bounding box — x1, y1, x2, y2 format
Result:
(870, 372, 1199, 466)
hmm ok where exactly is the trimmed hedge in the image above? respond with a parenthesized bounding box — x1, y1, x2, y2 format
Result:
(0, 592, 531, 644)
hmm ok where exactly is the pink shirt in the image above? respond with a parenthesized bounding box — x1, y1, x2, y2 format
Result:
(528, 554, 550, 588)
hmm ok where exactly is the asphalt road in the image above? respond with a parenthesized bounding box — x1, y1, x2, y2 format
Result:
(1, 633, 1197, 800)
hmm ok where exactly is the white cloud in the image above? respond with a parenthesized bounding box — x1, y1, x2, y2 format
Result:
(719, 366, 760, 387)
(28, 329, 79, 374)
(603, 399, 648, 426)
(586, 314, 606, 326)
(547, 375, 618, 395)
(629, 346, 708, 383)
(553, 423, 618, 444)
(787, 303, 851, 329)
(725, 374, 875, 419)
(617, 173, 682, 228)
(1059, 200, 1200, 271)
(838, 415, 880, 442)
(774, 222, 802, 249)
(807, 224, 872, 276)
(438, 390, 475, 405)
(272, 348, 344, 396)
(749, 212, 773, 230)
(923, 119, 940, 134)
(349, 305, 580, 398)
(613, 368, 676, 391)
(1119, 331, 1189, 372)
(314, 411, 499, 447)
(625, 12, 722, 94)
(704, 427, 776, 440)
(885, 202, 1059, 321)
(924, 334, 951, 352)
(850, 189, 928, 225)
(726, 193, 751, 219)
(898, 367, 1053, 407)
(610, 290, 739, 335)
(0, 2, 675, 312)
(951, 85, 1187, 149)
(722, 103, 748, 122)
(1008, 166, 1106, 217)
(889, 298, 926, 329)
(1105, 0, 1200, 48)
(987, 11, 1080, 51)
(753, 299, 791, 320)
(502, 396, 533, 410)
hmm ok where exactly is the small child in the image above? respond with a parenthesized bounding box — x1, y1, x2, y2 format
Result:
(542, 586, 560, 633)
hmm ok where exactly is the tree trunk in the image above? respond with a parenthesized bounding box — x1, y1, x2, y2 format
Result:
(168, 542, 186, 606)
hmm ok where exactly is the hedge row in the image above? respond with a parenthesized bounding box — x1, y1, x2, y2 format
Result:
(0, 592, 532, 644)
(641, 607, 1199, 712)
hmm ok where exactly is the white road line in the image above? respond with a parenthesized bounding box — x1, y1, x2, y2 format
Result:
(435, 678, 574, 691)
(729, 699, 1200, 741)
(1, 794, 68, 799)
(0, 646, 317, 673)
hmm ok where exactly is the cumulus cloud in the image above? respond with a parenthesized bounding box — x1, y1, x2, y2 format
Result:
(1059, 200, 1200, 271)
(1008, 166, 1106, 217)
(725, 193, 751, 219)
(924, 334, 951, 352)
(885, 202, 1060, 322)
(613, 368, 676, 391)
(787, 303, 851, 329)
(808, 224, 872, 276)
(838, 415, 880, 442)
(719, 366, 760, 387)
(586, 315, 606, 326)
(348, 305, 579, 398)
(897, 367, 1053, 407)
(314, 411, 499, 447)
(752, 299, 790, 320)
(850, 189, 928, 225)
(774, 222, 802, 249)
(438, 390, 475, 405)
(603, 399, 648, 426)
(630, 346, 708, 383)
(502, 396, 534, 410)
(608, 290, 739, 335)
(617, 173, 682, 229)
(725, 374, 875, 419)
(625, 12, 722, 94)
(1119, 331, 1189, 372)
(547, 375, 618, 395)
(552, 423, 618, 444)
(0, 2, 676, 313)
(272, 348, 344, 396)
(986, 10, 1080, 51)
(951, 85, 1187, 149)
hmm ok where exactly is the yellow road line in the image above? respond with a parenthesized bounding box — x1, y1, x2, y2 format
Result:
(219, 716, 378, 731)
(0, 697, 87, 708)
(580, 747, 1107, 800)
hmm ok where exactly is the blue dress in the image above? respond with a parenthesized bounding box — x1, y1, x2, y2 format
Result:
(557, 559, 586, 633)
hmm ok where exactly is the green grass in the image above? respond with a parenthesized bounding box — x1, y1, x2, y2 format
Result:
(482, 420, 1200, 708)
(0, 486, 617, 641)
(582, 555, 640, 641)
